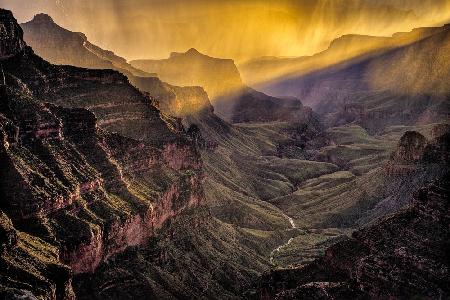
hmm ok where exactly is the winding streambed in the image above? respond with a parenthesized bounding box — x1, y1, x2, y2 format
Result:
(269, 214, 297, 265)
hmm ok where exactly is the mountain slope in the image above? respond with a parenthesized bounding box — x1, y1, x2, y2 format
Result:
(132, 48, 244, 100)
(21, 15, 309, 124)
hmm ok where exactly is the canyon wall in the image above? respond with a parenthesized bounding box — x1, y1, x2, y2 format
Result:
(0, 9, 204, 299)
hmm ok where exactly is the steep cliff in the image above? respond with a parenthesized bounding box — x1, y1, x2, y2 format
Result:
(0, 9, 203, 299)
(0, 9, 26, 58)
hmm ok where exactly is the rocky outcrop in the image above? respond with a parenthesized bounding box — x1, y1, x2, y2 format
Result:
(258, 176, 450, 299)
(391, 131, 427, 163)
(386, 128, 449, 175)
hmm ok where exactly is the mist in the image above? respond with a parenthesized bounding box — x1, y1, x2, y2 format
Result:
(1, 0, 449, 62)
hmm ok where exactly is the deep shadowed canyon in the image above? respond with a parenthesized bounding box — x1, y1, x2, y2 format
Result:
(0, 1, 449, 299)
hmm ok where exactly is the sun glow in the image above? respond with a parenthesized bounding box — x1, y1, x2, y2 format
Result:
(1, 0, 449, 63)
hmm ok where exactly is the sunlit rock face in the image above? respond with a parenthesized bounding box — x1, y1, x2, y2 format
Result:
(20, 15, 219, 119)
(0, 9, 204, 299)
(131, 48, 319, 123)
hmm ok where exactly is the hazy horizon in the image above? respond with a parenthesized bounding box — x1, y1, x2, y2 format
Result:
(1, 0, 449, 62)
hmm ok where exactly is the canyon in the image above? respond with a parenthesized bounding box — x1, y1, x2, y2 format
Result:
(1, 7, 449, 300)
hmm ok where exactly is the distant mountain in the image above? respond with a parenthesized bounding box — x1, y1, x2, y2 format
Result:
(132, 48, 317, 123)
(20, 14, 222, 119)
(131, 48, 244, 100)
(21, 15, 312, 125)
(249, 24, 450, 132)
(239, 25, 448, 88)
(21, 14, 153, 78)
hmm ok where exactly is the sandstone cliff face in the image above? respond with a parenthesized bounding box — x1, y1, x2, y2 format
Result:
(258, 175, 450, 299)
(0, 9, 204, 299)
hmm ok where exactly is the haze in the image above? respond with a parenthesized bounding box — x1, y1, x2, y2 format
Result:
(1, 0, 449, 62)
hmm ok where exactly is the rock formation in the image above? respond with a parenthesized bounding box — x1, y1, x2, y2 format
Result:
(390, 131, 428, 163)
(0, 10, 26, 58)
(131, 48, 316, 124)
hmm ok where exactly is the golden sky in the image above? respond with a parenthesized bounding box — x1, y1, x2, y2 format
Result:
(1, 0, 450, 62)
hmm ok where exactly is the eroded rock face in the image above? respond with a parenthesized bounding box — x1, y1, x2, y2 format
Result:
(391, 131, 427, 163)
(0, 8, 204, 299)
(385, 128, 449, 176)
(258, 176, 450, 299)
